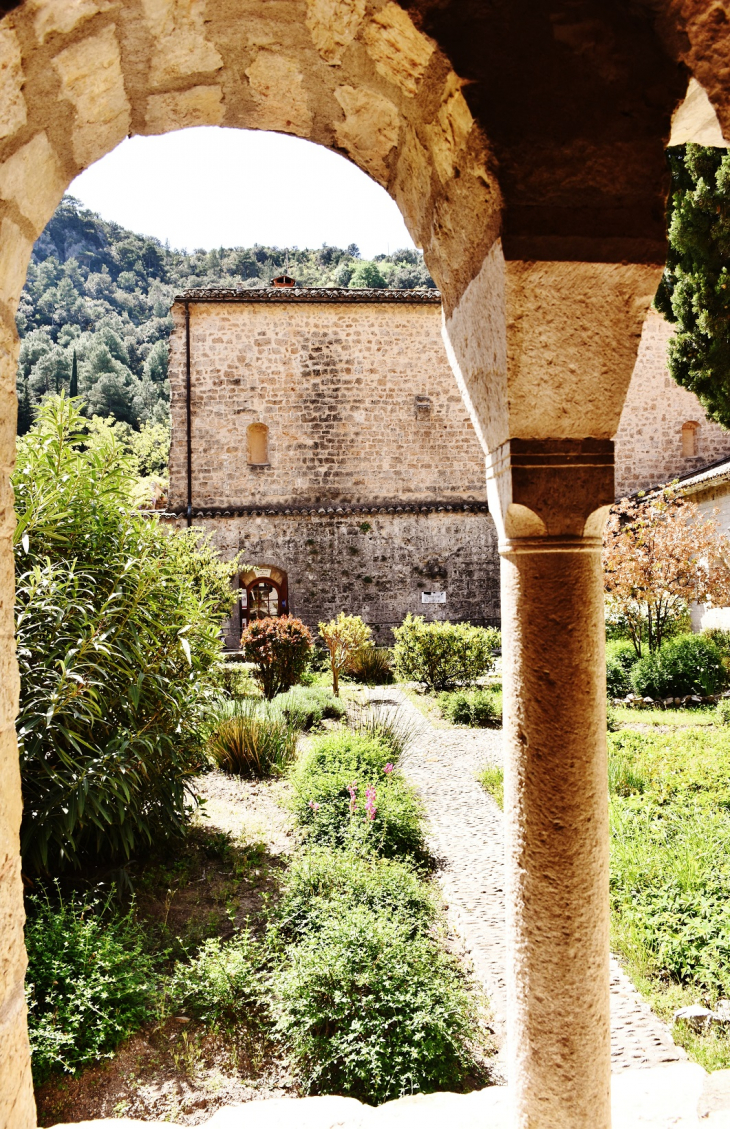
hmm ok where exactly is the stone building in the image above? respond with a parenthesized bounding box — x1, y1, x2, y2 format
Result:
(166, 282, 499, 645)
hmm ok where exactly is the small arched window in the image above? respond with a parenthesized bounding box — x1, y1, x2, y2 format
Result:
(682, 420, 699, 458)
(247, 422, 269, 466)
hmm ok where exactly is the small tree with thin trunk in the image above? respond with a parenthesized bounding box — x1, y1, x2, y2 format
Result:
(603, 488, 730, 657)
(318, 613, 371, 697)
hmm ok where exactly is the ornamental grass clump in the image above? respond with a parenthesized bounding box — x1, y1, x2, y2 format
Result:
(347, 644, 394, 685)
(241, 615, 313, 700)
(393, 615, 500, 691)
(207, 698, 298, 777)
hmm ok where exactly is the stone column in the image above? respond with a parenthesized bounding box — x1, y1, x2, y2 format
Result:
(488, 438, 615, 1129)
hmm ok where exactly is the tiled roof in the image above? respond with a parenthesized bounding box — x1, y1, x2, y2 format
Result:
(173, 286, 441, 304)
(155, 500, 488, 519)
(676, 458, 730, 493)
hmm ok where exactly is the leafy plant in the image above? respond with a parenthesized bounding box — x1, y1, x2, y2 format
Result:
(207, 698, 298, 777)
(241, 615, 313, 700)
(479, 765, 504, 809)
(606, 639, 637, 698)
(25, 887, 155, 1083)
(717, 698, 730, 726)
(318, 613, 372, 697)
(166, 932, 264, 1023)
(438, 689, 501, 727)
(272, 685, 346, 730)
(630, 634, 727, 699)
(271, 904, 478, 1102)
(14, 396, 235, 872)
(393, 615, 499, 691)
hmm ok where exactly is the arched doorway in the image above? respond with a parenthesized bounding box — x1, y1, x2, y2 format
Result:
(239, 565, 289, 630)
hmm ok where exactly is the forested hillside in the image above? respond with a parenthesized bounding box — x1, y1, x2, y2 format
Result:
(17, 196, 434, 435)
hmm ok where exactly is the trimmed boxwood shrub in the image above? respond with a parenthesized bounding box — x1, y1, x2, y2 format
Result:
(631, 634, 727, 699)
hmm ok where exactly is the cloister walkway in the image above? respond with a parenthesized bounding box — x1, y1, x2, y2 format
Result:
(368, 688, 685, 1076)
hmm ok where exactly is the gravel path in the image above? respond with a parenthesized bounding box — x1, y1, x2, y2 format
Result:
(370, 689, 685, 1075)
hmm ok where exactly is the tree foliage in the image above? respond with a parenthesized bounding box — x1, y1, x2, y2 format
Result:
(603, 488, 730, 656)
(14, 395, 236, 872)
(655, 143, 730, 426)
(17, 197, 435, 432)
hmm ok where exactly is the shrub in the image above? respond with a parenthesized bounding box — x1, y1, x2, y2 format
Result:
(271, 904, 478, 1102)
(631, 634, 727, 699)
(717, 698, 730, 726)
(25, 888, 154, 1083)
(438, 689, 501, 727)
(272, 685, 346, 730)
(14, 396, 234, 872)
(290, 732, 425, 860)
(393, 615, 499, 691)
(703, 628, 730, 660)
(271, 847, 436, 945)
(241, 615, 313, 700)
(167, 932, 264, 1023)
(606, 640, 637, 698)
(207, 699, 298, 777)
(347, 645, 394, 685)
(319, 613, 372, 697)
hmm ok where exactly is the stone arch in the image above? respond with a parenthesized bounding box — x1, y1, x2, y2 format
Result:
(246, 421, 269, 466)
(682, 419, 700, 458)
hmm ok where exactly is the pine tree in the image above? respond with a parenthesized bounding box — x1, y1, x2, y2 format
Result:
(655, 143, 730, 428)
(69, 349, 78, 397)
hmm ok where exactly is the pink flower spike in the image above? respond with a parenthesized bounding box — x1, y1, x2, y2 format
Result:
(364, 785, 377, 821)
(308, 800, 320, 812)
(383, 763, 394, 775)
(347, 781, 358, 814)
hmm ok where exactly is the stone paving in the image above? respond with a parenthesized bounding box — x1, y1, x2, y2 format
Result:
(370, 689, 686, 1075)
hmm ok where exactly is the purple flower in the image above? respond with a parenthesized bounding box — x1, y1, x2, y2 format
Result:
(383, 763, 394, 775)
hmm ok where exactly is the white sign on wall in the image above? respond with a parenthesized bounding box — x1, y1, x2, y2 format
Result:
(422, 591, 446, 604)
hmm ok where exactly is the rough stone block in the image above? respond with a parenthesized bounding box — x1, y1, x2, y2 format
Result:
(53, 26, 131, 169)
(144, 85, 224, 133)
(0, 133, 66, 235)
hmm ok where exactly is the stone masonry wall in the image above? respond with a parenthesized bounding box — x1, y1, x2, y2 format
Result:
(168, 295, 487, 511)
(615, 309, 730, 497)
(175, 509, 499, 644)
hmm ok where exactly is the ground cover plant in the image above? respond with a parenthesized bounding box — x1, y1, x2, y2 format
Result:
(393, 615, 500, 691)
(15, 395, 236, 873)
(609, 722, 730, 1068)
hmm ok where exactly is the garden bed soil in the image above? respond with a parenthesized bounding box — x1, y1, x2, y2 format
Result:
(34, 773, 299, 1127)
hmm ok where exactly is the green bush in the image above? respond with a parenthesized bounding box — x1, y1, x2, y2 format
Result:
(393, 615, 499, 691)
(241, 615, 313, 700)
(25, 888, 155, 1083)
(702, 628, 730, 660)
(207, 699, 298, 777)
(272, 685, 346, 730)
(271, 904, 477, 1102)
(606, 640, 637, 698)
(167, 932, 264, 1023)
(717, 698, 730, 726)
(438, 689, 501, 727)
(14, 396, 235, 872)
(271, 847, 436, 946)
(290, 732, 425, 861)
(631, 634, 727, 699)
(479, 765, 504, 809)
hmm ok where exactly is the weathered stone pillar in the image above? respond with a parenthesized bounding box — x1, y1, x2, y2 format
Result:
(488, 438, 614, 1129)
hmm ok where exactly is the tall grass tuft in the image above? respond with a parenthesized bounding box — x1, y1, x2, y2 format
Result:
(347, 700, 419, 758)
(207, 698, 297, 777)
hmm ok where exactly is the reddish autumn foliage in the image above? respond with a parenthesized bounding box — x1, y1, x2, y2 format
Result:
(240, 615, 313, 699)
(603, 488, 730, 656)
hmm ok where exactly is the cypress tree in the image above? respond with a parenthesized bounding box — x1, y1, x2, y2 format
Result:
(69, 350, 78, 398)
(17, 379, 32, 436)
(655, 143, 730, 428)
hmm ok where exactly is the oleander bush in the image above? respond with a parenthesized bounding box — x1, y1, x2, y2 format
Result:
(630, 634, 727, 699)
(393, 615, 499, 691)
(25, 887, 155, 1083)
(15, 396, 235, 872)
(241, 615, 313, 700)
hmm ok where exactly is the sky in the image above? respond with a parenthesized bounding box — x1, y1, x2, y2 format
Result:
(68, 127, 417, 260)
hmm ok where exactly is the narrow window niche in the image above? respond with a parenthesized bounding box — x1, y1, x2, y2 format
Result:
(681, 420, 699, 458)
(247, 422, 269, 466)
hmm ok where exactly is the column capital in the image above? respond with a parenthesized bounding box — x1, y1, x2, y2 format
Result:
(486, 437, 614, 549)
